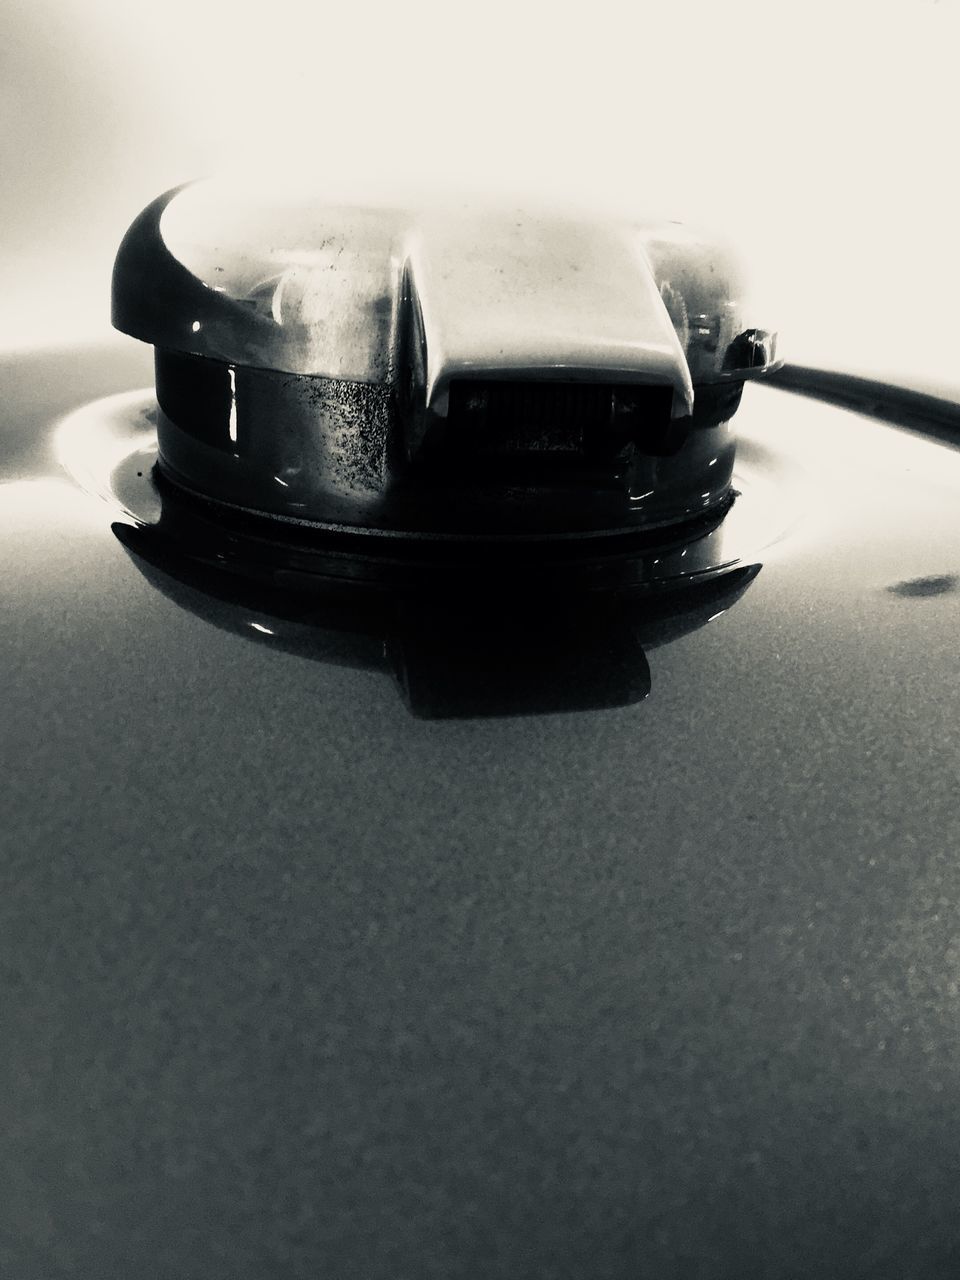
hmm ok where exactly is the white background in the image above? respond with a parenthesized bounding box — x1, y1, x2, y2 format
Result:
(2, 0, 957, 391)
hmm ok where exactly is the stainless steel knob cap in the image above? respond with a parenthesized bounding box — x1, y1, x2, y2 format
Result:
(112, 180, 780, 540)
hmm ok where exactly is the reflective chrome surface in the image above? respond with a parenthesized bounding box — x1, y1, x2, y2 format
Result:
(5, 346, 960, 1278)
(113, 184, 780, 535)
(115, 182, 778, 389)
(54, 384, 791, 596)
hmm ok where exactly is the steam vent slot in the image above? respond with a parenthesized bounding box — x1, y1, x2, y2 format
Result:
(445, 381, 677, 458)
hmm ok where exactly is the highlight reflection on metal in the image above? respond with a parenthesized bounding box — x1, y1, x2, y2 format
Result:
(112, 182, 780, 537)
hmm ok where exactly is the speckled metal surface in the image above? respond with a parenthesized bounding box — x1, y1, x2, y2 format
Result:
(3, 346, 960, 1278)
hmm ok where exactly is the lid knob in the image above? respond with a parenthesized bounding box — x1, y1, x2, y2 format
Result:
(113, 181, 779, 539)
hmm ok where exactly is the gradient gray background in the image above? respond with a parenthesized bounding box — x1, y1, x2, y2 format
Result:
(2, 0, 958, 392)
